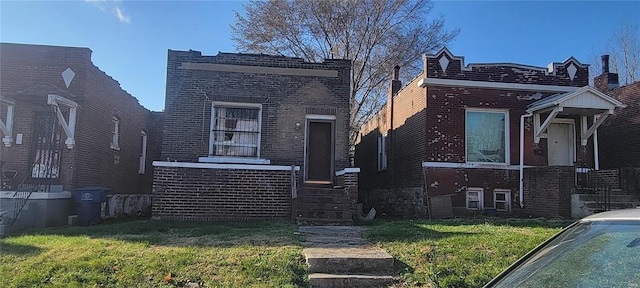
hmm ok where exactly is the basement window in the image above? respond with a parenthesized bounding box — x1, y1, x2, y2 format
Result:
(466, 109, 509, 164)
(377, 132, 387, 171)
(466, 187, 484, 210)
(209, 102, 261, 158)
(494, 189, 511, 212)
(111, 116, 120, 150)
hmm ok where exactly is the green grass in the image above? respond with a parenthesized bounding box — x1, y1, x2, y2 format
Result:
(1, 218, 572, 288)
(0, 220, 307, 288)
(363, 218, 573, 288)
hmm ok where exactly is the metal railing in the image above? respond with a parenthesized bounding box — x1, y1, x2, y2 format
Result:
(619, 166, 640, 202)
(10, 185, 37, 226)
(575, 162, 611, 212)
(5, 109, 64, 227)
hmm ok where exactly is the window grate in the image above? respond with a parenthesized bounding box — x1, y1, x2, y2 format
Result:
(211, 106, 260, 157)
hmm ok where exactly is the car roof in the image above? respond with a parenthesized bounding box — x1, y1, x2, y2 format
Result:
(580, 207, 640, 222)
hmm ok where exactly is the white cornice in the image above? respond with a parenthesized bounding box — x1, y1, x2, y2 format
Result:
(154, 161, 300, 171)
(179, 62, 338, 78)
(422, 162, 529, 170)
(417, 78, 578, 93)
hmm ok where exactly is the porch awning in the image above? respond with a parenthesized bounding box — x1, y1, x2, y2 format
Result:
(526, 86, 625, 145)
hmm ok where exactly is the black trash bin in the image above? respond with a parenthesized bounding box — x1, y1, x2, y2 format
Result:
(73, 187, 109, 226)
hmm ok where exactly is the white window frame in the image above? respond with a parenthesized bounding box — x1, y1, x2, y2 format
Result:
(493, 189, 511, 212)
(111, 116, 120, 150)
(0, 97, 15, 147)
(208, 102, 262, 160)
(466, 187, 484, 211)
(465, 108, 510, 164)
(377, 132, 388, 171)
(138, 130, 147, 174)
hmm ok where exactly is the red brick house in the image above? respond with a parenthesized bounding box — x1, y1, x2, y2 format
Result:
(356, 48, 627, 219)
(153, 49, 357, 224)
(595, 55, 640, 168)
(593, 55, 640, 203)
(0, 43, 159, 233)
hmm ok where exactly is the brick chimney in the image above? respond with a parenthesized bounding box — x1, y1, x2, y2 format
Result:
(386, 65, 402, 131)
(594, 55, 619, 92)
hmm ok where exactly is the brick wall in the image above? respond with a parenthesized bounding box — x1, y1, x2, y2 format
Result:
(587, 169, 620, 189)
(336, 170, 359, 214)
(597, 81, 640, 168)
(356, 73, 427, 191)
(367, 187, 426, 218)
(162, 50, 352, 177)
(0, 43, 155, 195)
(74, 64, 153, 194)
(523, 166, 574, 218)
(152, 164, 296, 221)
(425, 167, 520, 217)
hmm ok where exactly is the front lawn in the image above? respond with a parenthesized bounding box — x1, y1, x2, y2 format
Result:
(363, 218, 571, 287)
(0, 220, 307, 288)
(0, 218, 571, 288)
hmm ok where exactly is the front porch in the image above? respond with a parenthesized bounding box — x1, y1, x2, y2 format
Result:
(151, 161, 360, 224)
(421, 164, 639, 219)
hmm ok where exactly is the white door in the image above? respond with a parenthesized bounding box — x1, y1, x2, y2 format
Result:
(547, 122, 574, 166)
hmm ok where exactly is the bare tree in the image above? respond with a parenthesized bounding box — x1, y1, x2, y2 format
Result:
(232, 0, 458, 146)
(591, 24, 640, 85)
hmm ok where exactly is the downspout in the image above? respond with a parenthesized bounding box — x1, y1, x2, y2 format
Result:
(593, 118, 600, 170)
(520, 113, 533, 208)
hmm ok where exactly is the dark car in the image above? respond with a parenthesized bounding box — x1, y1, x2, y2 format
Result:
(484, 208, 640, 288)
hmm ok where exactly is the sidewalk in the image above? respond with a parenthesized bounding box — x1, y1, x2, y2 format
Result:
(298, 226, 397, 287)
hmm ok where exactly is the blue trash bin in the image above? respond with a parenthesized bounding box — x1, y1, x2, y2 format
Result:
(73, 187, 109, 226)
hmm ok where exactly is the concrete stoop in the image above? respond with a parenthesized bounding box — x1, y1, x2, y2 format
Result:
(305, 247, 394, 273)
(300, 226, 398, 288)
(308, 273, 396, 288)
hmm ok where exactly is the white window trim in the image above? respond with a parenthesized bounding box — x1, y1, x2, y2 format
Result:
(493, 189, 511, 212)
(47, 94, 78, 149)
(138, 130, 147, 174)
(111, 116, 120, 150)
(377, 132, 388, 171)
(466, 187, 484, 211)
(0, 97, 15, 147)
(305, 114, 336, 120)
(465, 108, 510, 164)
(208, 101, 262, 159)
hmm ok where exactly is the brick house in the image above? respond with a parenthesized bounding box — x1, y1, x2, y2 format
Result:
(0, 43, 159, 232)
(595, 55, 640, 168)
(153, 49, 358, 224)
(355, 48, 626, 219)
(592, 55, 640, 202)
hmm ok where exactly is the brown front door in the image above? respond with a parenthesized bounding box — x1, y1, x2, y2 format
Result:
(305, 121, 333, 183)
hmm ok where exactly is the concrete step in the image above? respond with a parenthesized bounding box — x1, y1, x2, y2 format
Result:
(300, 187, 346, 197)
(294, 200, 351, 211)
(577, 194, 639, 203)
(296, 196, 350, 204)
(296, 217, 353, 226)
(308, 273, 397, 288)
(584, 201, 638, 209)
(295, 210, 352, 220)
(304, 247, 394, 273)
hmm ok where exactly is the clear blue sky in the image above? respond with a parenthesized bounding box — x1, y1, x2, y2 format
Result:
(1, 1, 639, 112)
